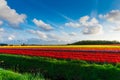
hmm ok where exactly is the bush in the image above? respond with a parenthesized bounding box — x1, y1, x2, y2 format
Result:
(0, 68, 45, 80)
(0, 54, 120, 80)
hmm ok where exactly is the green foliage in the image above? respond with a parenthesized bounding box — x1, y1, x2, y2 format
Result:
(0, 68, 45, 80)
(0, 54, 120, 80)
(69, 40, 120, 45)
(116, 63, 120, 67)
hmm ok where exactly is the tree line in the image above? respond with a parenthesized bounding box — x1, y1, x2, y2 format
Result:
(69, 40, 120, 45)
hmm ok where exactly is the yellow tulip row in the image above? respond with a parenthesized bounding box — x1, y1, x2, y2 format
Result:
(0, 45, 120, 49)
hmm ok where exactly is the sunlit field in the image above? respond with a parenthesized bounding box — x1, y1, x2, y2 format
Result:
(1, 0, 120, 79)
(1, 45, 120, 79)
(1, 45, 120, 63)
(1, 45, 120, 48)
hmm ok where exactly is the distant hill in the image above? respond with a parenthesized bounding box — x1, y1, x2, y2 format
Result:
(68, 40, 120, 45)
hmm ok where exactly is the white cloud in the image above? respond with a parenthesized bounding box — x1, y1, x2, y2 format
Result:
(47, 33, 72, 42)
(69, 32, 77, 36)
(65, 16, 90, 28)
(65, 16, 103, 34)
(47, 33, 61, 40)
(0, 36, 3, 41)
(0, 21, 2, 24)
(28, 30, 47, 39)
(0, 0, 26, 25)
(28, 30, 74, 43)
(65, 22, 81, 28)
(99, 10, 120, 31)
(82, 18, 103, 34)
(0, 28, 4, 41)
(99, 10, 120, 24)
(0, 28, 4, 32)
(113, 27, 120, 31)
(8, 35, 15, 40)
(79, 16, 90, 25)
(36, 30, 48, 39)
(83, 24, 103, 34)
(33, 18, 53, 31)
(27, 30, 36, 34)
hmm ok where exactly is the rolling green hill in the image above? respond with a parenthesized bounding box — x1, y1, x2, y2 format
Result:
(69, 40, 120, 45)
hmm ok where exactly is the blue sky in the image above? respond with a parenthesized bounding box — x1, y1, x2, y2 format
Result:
(0, 0, 120, 44)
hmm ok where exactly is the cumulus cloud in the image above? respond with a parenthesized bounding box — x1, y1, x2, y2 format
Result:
(28, 31, 63, 42)
(36, 30, 48, 39)
(65, 16, 90, 28)
(65, 22, 81, 28)
(47, 33, 72, 42)
(33, 18, 53, 31)
(65, 16, 103, 34)
(0, 21, 3, 26)
(28, 30, 36, 34)
(0, 28, 4, 32)
(79, 16, 90, 25)
(28, 30, 73, 43)
(113, 27, 120, 31)
(28, 30, 48, 39)
(0, 0, 26, 25)
(47, 33, 61, 40)
(99, 10, 120, 24)
(0, 28, 4, 41)
(99, 10, 120, 31)
(83, 24, 103, 34)
(8, 35, 15, 40)
(69, 32, 77, 36)
(82, 18, 103, 34)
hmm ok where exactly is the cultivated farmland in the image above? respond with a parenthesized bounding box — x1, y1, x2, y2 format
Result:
(1, 45, 120, 80)
(0, 45, 120, 63)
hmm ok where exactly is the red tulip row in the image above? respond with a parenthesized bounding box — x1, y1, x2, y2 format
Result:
(0, 48, 120, 63)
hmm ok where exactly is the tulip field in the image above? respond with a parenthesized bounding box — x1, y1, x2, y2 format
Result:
(0, 45, 120, 63)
